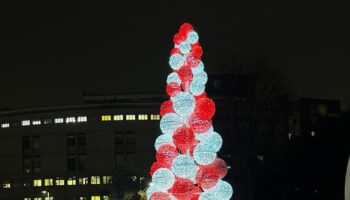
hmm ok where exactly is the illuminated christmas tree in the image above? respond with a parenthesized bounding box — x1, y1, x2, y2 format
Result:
(147, 23, 233, 200)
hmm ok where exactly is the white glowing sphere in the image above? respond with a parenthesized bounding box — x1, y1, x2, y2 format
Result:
(179, 42, 191, 54)
(146, 184, 161, 198)
(171, 155, 199, 181)
(169, 54, 185, 70)
(192, 61, 204, 74)
(154, 134, 174, 150)
(195, 126, 214, 141)
(152, 168, 175, 190)
(190, 81, 205, 96)
(193, 143, 217, 165)
(172, 92, 196, 116)
(209, 180, 233, 200)
(200, 131, 223, 153)
(160, 113, 183, 135)
(187, 31, 199, 44)
(167, 72, 181, 85)
(193, 71, 208, 85)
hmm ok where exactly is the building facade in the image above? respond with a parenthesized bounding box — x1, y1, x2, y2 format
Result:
(0, 93, 165, 200)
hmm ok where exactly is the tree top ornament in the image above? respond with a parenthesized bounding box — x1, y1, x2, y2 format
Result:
(148, 23, 233, 200)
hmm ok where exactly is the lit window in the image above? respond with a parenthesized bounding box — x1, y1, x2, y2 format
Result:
(32, 120, 41, 126)
(54, 118, 64, 124)
(101, 115, 111, 121)
(91, 176, 101, 185)
(34, 198, 42, 200)
(21, 120, 30, 126)
(79, 177, 89, 185)
(67, 177, 76, 185)
(77, 116, 87, 122)
(150, 114, 160, 120)
(126, 115, 136, 120)
(33, 179, 42, 187)
(66, 117, 76, 123)
(102, 176, 112, 184)
(103, 196, 109, 200)
(138, 114, 148, 120)
(113, 115, 123, 121)
(43, 119, 52, 124)
(55, 178, 65, 186)
(24, 198, 31, 200)
(44, 179, 53, 186)
(1, 123, 10, 128)
(91, 196, 101, 200)
(3, 183, 11, 189)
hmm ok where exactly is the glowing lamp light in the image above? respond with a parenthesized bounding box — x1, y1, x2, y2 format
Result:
(149, 23, 233, 200)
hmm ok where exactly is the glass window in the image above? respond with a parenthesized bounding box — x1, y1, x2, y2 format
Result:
(138, 114, 148, 120)
(43, 119, 52, 124)
(67, 177, 76, 185)
(101, 115, 111, 121)
(32, 120, 41, 125)
(126, 115, 136, 120)
(23, 136, 31, 152)
(23, 157, 31, 174)
(77, 116, 87, 122)
(55, 178, 65, 186)
(77, 133, 87, 154)
(115, 132, 124, 153)
(21, 120, 30, 126)
(102, 176, 112, 184)
(33, 179, 42, 187)
(32, 136, 40, 154)
(2, 182, 11, 189)
(91, 196, 100, 200)
(113, 115, 123, 121)
(91, 176, 101, 185)
(126, 132, 136, 153)
(54, 118, 64, 124)
(33, 156, 41, 173)
(78, 155, 86, 171)
(78, 177, 89, 185)
(1, 123, 10, 128)
(150, 114, 160, 120)
(67, 155, 76, 171)
(66, 117, 76, 123)
(44, 179, 53, 186)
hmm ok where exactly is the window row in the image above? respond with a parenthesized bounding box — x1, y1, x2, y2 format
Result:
(101, 114, 160, 121)
(1, 176, 112, 189)
(24, 196, 109, 200)
(0, 116, 88, 129)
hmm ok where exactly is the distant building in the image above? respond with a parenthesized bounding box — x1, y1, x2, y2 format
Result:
(0, 92, 165, 200)
(286, 98, 349, 200)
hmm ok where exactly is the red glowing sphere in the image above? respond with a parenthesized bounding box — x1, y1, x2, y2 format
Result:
(170, 48, 181, 55)
(150, 192, 171, 200)
(169, 177, 196, 200)
(177, 65, 193, 82)
(195, 165, 220, 189)
(173, 126, 196, 153)
(186, 54, 201, 68)
(194, 97, 216, 120)
(211, 158, 229, 178)
(150, 162, 169, 176)
(166, 82, 181, 97)
(160, 100, 175, 117)
(179, 23, 193, 35)
(191, 43, 203, 58)
(156, 144, 178, 166)
(189, 114, 212, 133)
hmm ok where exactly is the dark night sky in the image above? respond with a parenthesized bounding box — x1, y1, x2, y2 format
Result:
(0, 0, 349, 109)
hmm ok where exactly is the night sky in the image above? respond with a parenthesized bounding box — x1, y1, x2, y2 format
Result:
(0, 0, 349, 109)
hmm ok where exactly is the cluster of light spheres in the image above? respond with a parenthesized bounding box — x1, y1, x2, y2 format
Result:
(148, 23, 233, 200)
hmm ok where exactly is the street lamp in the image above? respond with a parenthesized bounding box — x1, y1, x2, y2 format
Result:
(41, 190, 51, 200)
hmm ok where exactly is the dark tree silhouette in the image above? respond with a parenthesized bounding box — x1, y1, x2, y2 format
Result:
(216, 53, 289, 200)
